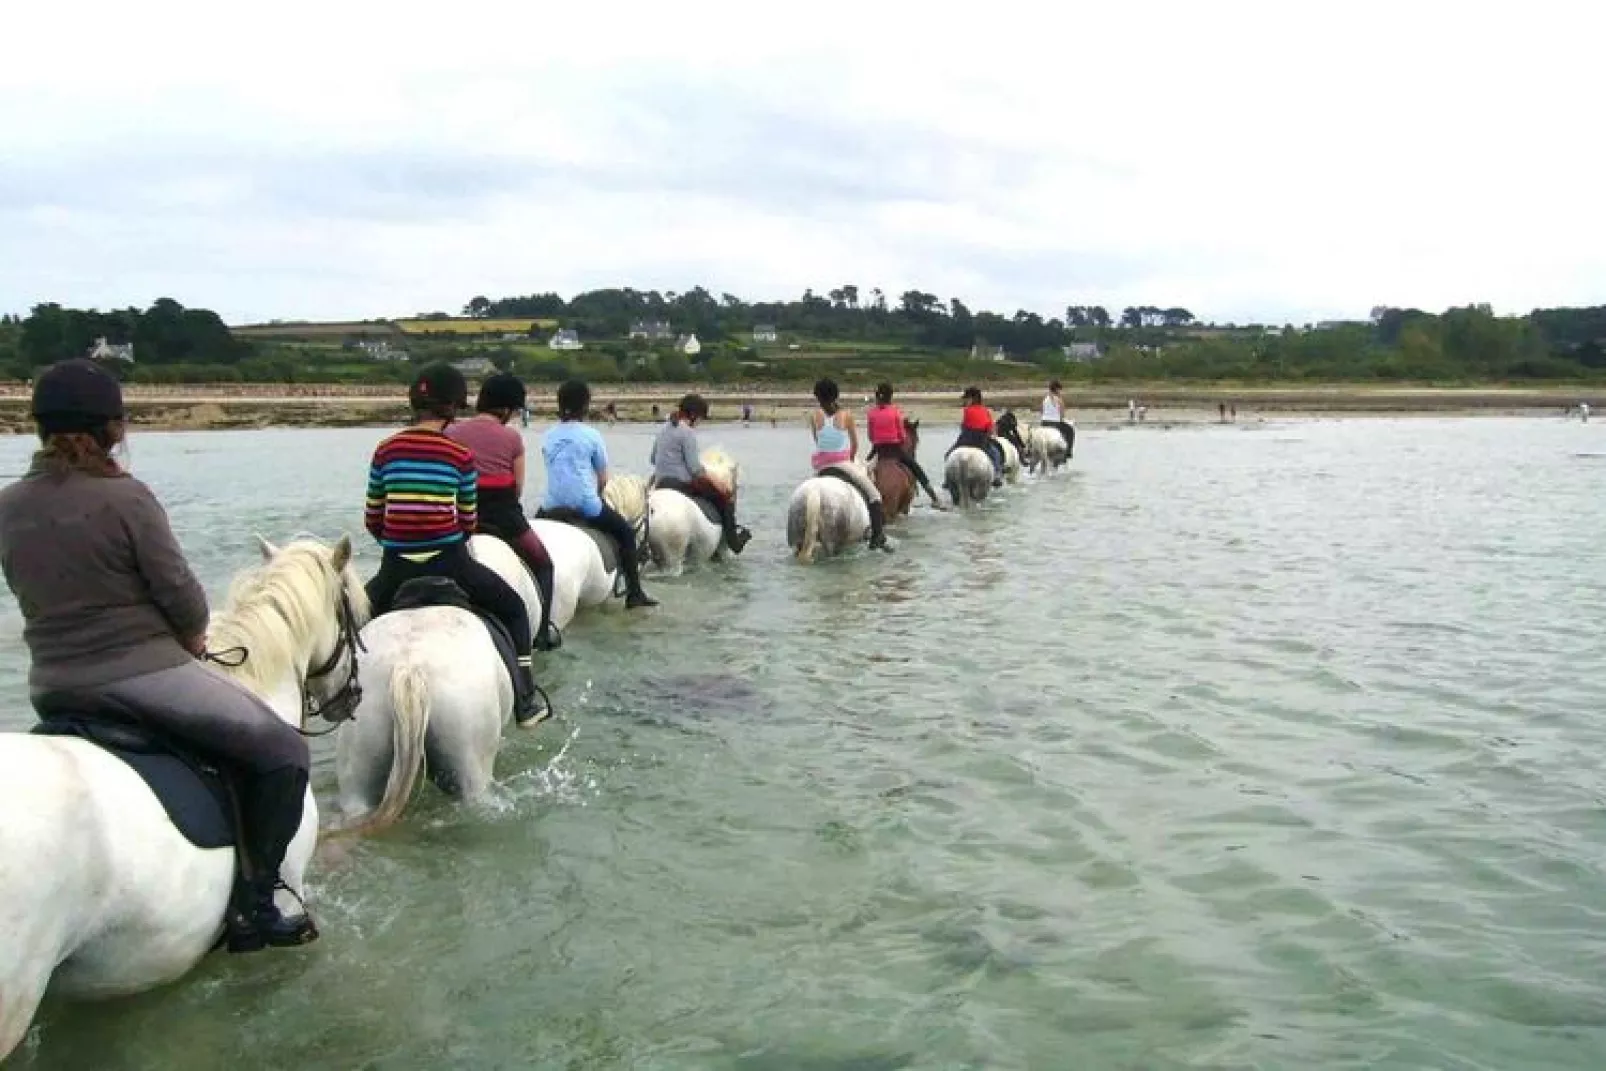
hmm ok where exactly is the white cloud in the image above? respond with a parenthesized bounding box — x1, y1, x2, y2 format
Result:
(3, 0, 1603, 325)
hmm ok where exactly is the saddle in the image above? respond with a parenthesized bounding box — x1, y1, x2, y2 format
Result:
(816, 465, 876, 510)
(1039, 422, 1071, 451)
(654, 480, 722, 527)
(536, 508, 621, 577)
(390, 577, 522, 694)
(30, 696, 237, 851)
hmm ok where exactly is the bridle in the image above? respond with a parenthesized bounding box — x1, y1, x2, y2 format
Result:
(298, 585, 368, 735)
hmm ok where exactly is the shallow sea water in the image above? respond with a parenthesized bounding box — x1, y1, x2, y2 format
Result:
(3, 415, 1604, 1069)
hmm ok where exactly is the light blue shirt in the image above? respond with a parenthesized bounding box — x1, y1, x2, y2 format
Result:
(540, 421, 607, 518)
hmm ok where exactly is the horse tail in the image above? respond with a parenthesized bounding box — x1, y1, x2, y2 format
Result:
(352, 661, 431, 835)
(796, 482, 821, 564)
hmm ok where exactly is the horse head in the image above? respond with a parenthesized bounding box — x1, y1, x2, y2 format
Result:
(700, 447, 740, 497)
(210, 533, 371, 727)
(903, 418, 921, 453)
(602, 473, 651, 536)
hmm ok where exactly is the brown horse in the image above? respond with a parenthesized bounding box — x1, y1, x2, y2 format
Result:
(870, 418, 921, 520)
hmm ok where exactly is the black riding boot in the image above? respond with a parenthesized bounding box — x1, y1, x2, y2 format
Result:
(718, 500, 752, 554)
(515, 656, 551, 726)
(621, 546, 659, 608)
(228, 766, 317, 952)
(868, 500, 893, 552)
(531, 557, 561, 650)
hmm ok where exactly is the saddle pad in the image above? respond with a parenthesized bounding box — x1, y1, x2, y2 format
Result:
(690, 495, 721, 527)
(32, 717, 235, 850)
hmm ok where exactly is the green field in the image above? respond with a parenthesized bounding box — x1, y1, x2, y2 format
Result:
(395, 318, 558, 335)
(231, 317, 558, 341)
(232, 321, 400, 339)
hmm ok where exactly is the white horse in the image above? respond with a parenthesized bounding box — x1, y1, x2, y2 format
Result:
(944, 446, 997, 507)
(642, 448, 741, 575)
(1022, 425, 1070, 474)
(998, 437, 1023, 483)
(0, 535, 367, 1060)
(333, 532, 548, 830)
(788, 467, 872, 563)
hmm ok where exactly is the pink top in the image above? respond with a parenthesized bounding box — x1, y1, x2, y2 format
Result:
(446, 415, 524, 491)
(866, 403, 905, 446)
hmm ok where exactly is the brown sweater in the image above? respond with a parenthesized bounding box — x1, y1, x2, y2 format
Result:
(0, 462, 209, 692)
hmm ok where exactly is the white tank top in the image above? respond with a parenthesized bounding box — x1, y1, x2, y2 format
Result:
(1041, 394, 1061, 422)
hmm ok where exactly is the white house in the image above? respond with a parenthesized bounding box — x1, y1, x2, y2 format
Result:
(452, 356, 494, 375)
(549, 328, 583, 351)
(87, 336, 135, 363)
(678, 333, 702, 356)
(1063, 342, 1103, 363)
(752, 324, 778, 343)
(971, 341, 1007, 362)
(356, 340, 408, 362)
(629, 320, 673, 340)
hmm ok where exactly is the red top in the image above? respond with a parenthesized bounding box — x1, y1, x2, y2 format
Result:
(866, 403, 906, 446)
(961, 404, 994, 433)
(446, 415, 524, 491)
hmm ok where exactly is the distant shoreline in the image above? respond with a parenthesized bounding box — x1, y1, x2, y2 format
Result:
(0, 383, 1596, 433)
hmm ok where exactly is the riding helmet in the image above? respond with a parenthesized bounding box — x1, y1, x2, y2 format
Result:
(679, 393, 709, 421)
(31, 358, 126, 433)
(409, 362, 469, 413)
(556, 379, 591, 419)
(476, 372, 527, 414)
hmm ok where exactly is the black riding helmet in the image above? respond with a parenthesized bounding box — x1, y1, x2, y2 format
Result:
(476, 371, 527, 414)
(409, 362, 468, 416)
(556, 379, 591, 419)
(679, 393, 709, 421)
(32, 358, 125, 434)
(875, 382, 894, 404)
(962, 386, 983, 404)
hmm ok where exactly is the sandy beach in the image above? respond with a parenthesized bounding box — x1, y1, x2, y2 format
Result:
(0, 383, 1596, 433)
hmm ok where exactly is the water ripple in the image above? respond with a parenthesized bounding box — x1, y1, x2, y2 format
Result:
(3, 419, 1606, 1068)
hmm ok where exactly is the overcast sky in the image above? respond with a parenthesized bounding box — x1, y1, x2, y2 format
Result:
(3, 0, 1601, 326)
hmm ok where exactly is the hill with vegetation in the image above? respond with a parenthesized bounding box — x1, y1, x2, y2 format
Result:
(2, 288, 1603, 387)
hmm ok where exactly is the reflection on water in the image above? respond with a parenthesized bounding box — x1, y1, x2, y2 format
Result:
(3, 416, 1606, 1068)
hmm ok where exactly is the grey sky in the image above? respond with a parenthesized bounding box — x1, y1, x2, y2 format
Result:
(3, 0, 1601, 326)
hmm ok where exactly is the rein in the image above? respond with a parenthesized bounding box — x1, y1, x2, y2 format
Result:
(298, 586, 368, 734)
(200, 582, 366, 738)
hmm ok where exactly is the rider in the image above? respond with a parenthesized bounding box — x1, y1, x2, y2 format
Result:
(650, 393, 753, 553)
(1040, 379, 1076, 457)
(0, 358, 320, 951)
(445, 371, 561, 651)
(949, 386, 1005, 485)
(364, 363, 547, 725)
(536, 379, 658, 608)
(809, 377, 891, 551)
(864, 382, 944, 510)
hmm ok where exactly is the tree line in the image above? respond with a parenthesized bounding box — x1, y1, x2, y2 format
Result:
(2, 290, 1604, 384)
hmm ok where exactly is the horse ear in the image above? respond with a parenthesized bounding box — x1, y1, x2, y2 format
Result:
(256, 534, 279, 560)
(332, 533, 352, 571)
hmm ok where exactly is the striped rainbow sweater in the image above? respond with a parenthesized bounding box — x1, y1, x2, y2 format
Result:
(364, 428, 478, 551)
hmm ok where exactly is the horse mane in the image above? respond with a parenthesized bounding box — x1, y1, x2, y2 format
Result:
(700, 447, 738, 495)
(206, 536, 368, 695)
(603, 474, 649, 524)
